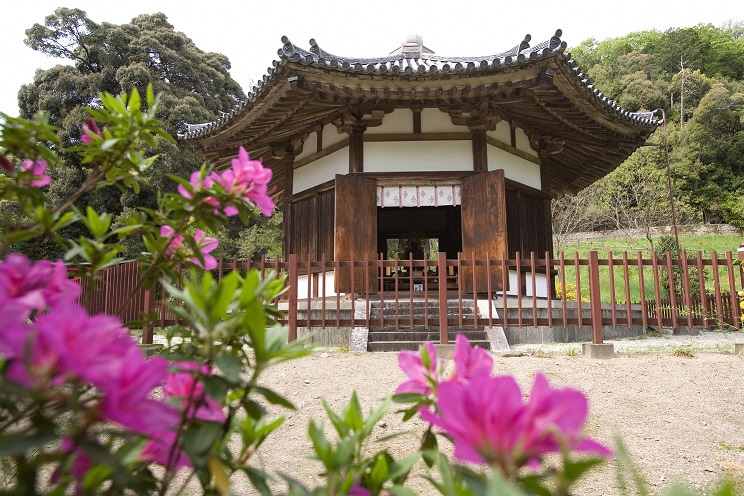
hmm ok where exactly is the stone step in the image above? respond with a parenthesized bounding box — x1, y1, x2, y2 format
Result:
(367, 339, 491, 352)
(367, 329, 488, 342)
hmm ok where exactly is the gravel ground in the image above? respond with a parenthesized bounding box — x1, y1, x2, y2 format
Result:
(236, 331, 744, 496)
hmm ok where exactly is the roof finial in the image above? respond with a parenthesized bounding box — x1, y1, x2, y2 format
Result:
(389, 34, 433, 57)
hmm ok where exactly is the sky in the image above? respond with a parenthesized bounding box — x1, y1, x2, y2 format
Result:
(1, 0, 742, 117)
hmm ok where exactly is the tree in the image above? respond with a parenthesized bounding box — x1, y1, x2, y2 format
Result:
(15, 8, 246, 258)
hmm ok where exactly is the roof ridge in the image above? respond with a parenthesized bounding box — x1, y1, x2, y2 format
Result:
(178, 30, 658, 141)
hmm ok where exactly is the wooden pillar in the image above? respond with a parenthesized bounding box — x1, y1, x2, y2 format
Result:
(588, 251, 603, 344)
(412, 106, 422, 134)
(288, 254, 298, 342)
(349, 126, 364, 173)
(271, 141, 300, 258)
(438, 252, 448, 344)
(471, 129, 488, 172)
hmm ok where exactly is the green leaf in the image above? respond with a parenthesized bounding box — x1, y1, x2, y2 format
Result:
(658, 482, 698, 496)
(388, 453, 420, 483)
(254, 386, 295, 410)
(484, 470, 527, 496)
(363, 397, 390, 437)
(392, 393, 427, 404)
(370, 455, 390, 489)
(0, 432, 57, 455)
(50, 211, 78, 232)
(345, 391, 364, 432)
(308, 421, 333, 468)
(323, 399, 349, 438)
(100, 138, 121, 151)
(387, 486, 418, 496)
(214, 353, 242, 383)
(562, 456, 605, 485)
(517, 475, 552, 496)
(128, 87, 141, 112)
(182, 422, 223, 465)
(421, 429, 439, 468)
(241, 466, 273, 496)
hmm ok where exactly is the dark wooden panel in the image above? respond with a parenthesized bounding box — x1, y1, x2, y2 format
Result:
(505, 188, 521, 259)
(461, 170, 507, 292)
(284, 191, 336, 262)
(318, 189, 335, 260)
(334, 174, 377, 293)
(504, 185, 553, 259)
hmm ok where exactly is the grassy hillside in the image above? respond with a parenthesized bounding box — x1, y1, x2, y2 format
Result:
(551, 233, 743, 304)
(558, 233, 742, 258)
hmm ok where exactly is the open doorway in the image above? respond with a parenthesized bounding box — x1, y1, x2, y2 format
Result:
(376, 206, 462, 259)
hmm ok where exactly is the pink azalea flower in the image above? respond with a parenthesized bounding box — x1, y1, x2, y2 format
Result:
(214, 147, 275, 216)
(177, 170, 222, 211)
(140, 361, 224, 469)
(517, 373, 613, 463)
(21, 159, 51, 187)
(4, 326, 59, 388)
(34, 304, 132, 387)
(449, 334, 493, 385)
(193, 230, 218, 270)
(0, 155, 12, 172)
(0, 303, 31, 361)
(140, 429, 191, 470)
(348, 483, 372, 496)
(395, 342, 442, 396)
(50, 438, 93, 491)
(99, 348, 179, 436)
(421, 373, 611, 474)
(80, 118, 102, 143)
(163, 361, 225, 423)
(0, 254, 80, 317)
(160, 226, 218, 270)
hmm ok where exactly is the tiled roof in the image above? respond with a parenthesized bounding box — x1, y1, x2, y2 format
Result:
(180, 30, 658, 140)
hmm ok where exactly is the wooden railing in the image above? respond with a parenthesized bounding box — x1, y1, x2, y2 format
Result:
(75, 251, 744, 345)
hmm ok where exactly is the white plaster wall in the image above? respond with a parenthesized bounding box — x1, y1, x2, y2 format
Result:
(486, 121, 511, 146)
(296, 274, 310, 299)
(420, 108, 460, 133)
(366, 109, 412, 134)
(292, 148, 348, 194)
(294, 131, 317, 161)
(296, 271, 340, 299)
(364, 141, 472, 172)
(322, 122, 347, 148)
(515, 128, 539, 157)
(501, 271, 548, 298)
(487, 145, 542, 190)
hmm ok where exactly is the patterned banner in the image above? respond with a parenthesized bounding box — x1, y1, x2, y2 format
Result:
(377, 185, 461, 207)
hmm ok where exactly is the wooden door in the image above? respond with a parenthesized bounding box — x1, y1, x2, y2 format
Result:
(334, 174, 377, 293)
(461, 170, 508, 293)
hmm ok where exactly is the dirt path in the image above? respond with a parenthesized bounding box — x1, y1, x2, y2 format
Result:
(246, 347, 744, 495)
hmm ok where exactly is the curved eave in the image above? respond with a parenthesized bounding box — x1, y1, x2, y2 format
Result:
(182, 32, 660, 200)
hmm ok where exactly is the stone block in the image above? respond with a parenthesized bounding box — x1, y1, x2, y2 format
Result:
(582, 342, 615, 359)
(672, 327, 700, 336)
(485, 326, 510, 352)
(350, 327, 369, 352)
(734, 343, 744, 356)
(434, 344, 455, 360)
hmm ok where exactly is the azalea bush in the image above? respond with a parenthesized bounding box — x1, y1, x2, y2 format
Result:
(0, 87, 737, 496)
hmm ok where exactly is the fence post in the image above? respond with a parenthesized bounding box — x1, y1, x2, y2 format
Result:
(438, 252, 448, 344)
(588, 251, 603, 344)
(288, 254, 298, 342)
(142, 287, 156, 345)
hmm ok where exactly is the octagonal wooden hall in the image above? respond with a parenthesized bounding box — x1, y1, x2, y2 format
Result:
(181, 31, 658, 296)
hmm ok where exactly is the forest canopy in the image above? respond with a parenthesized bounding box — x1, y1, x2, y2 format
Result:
(554, 22, 744, 247)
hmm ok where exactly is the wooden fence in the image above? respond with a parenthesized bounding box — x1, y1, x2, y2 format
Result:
(74, 251, 744, 345)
